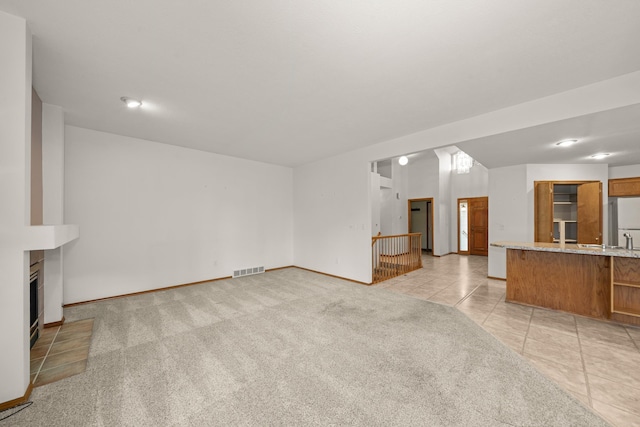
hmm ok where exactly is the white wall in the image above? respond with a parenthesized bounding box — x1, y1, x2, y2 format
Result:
(391, 159, 409, 235)
(379, 187, 394, 235)
(370, 172, 381, 235)
(42, 103, 65, 324)
(377, 160, 392, 179)
(294, 151, 371, 283)
(0, 11, 32, 403)
(407, 154, 439, 199)
(374, 158, 410, 236)
(488, 165, 528, 278)
(609, 164, 640, 179)
(407, 154, 438, 251)
(63, 126, 294, 303)
(435, 151, 452, 255)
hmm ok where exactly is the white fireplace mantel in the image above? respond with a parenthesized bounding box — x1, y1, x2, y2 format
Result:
(25, 224, 79, 250)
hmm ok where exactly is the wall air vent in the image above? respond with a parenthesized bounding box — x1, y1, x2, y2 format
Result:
(232, 266, 265, 278)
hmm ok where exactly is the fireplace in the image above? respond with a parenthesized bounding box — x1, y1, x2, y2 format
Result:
(29, 269, 39, 348)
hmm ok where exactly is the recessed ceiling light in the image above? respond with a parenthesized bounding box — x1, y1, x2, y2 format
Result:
(398, 156, 409, 166)
(120, 96, 142, 108)
(590, 153, 610, 160)
(556, 139, 578, 147)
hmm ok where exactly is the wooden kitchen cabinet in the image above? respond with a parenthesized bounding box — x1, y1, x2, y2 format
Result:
(609, 177, 640, 197)
(534, 181, 602, 244)
(506, 249, 611, 319)
(611, 257, 640, 319)
(498, 241, 640, 327)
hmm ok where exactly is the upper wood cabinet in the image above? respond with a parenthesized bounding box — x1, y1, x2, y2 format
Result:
(534, 181, 602, 244)
(609, 177, 640, 197)
(534, 182, 554, 243)
(577, 182, 602, 244)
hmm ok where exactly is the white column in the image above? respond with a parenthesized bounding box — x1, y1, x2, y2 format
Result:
(42, 104, 65, 324)
(434, 149, 452, 256)
(0, 11, 33, 403)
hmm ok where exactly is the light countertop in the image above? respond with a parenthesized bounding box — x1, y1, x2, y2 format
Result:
(491, 241, 640, 258)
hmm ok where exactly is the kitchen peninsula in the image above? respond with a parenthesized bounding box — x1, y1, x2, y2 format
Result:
(492, 241, 640, 327)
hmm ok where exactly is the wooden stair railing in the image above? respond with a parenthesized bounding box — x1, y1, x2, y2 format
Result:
(372, 233, 422, 283)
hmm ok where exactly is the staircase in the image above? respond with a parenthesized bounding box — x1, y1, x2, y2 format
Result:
(372, 233, 422, 283)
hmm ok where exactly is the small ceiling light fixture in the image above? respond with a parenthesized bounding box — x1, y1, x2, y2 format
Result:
(398, 156, 409, 166)
(556, 139, 578, 147)
(590, 153, 610, 160)
(120, 96, 142, 108)
(452, 151, 474, 174)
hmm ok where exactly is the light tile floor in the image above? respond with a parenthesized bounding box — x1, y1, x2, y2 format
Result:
(30, 318, 94, 387)
(374, 253, 640, 427)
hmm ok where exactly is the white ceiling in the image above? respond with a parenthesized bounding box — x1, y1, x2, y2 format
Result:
(2, 0, 640, 167)
(457, 103, 640, 168)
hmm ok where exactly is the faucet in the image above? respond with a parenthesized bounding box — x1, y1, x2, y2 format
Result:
(624, 232, 634, 250)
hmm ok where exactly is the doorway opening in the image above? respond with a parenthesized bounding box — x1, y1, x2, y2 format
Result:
(407, 198, 434, 255)
(458, 197, 488, 256)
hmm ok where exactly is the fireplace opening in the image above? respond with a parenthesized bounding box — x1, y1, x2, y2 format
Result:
(29, 270, 39, 348)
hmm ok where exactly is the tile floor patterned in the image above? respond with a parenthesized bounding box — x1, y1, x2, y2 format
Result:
(29, 318, 94, 387)
(374, 253, 640, 427)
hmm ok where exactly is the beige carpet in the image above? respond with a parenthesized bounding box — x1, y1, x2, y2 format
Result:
(4, 268, 608, 426)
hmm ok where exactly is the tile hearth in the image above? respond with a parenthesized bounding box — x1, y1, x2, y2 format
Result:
(30, 318, 94, 387)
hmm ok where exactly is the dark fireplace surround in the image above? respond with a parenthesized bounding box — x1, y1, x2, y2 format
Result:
(29, 269, 39, 348)
(29, 258, 43, 349)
